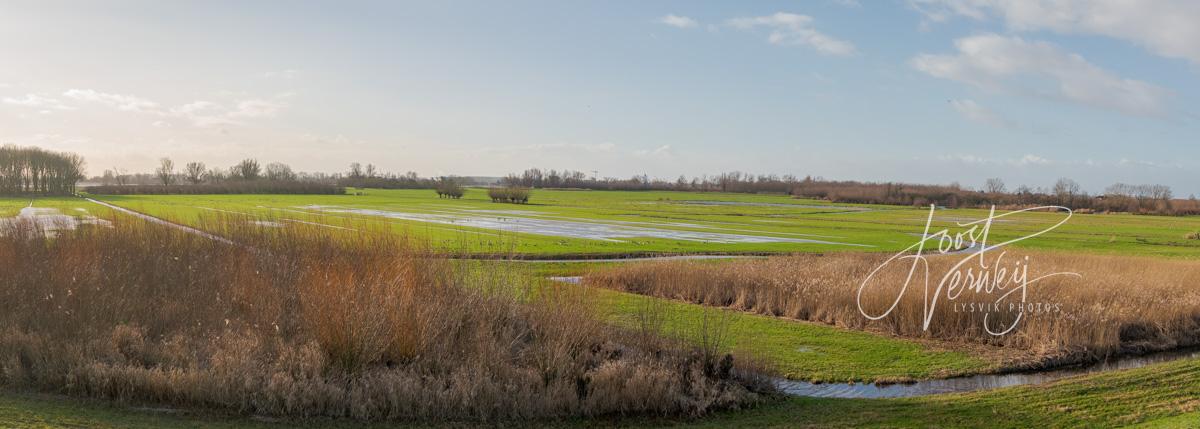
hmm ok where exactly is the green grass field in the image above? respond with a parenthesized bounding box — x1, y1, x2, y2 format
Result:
(36, 188, 1200, 257)
(3, 190, 1199, 427)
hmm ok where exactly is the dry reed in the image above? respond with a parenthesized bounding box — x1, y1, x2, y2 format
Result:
(585, 251, 1200, 368)
(0, 214, 768, 421)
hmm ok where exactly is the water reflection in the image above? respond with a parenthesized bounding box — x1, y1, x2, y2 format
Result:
(777, 348, 1200, 398)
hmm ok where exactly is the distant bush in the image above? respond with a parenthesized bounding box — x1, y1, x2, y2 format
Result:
(434, 179, 465, 199)
(487, 187, 531, 204)
(86, 180, 344, 195)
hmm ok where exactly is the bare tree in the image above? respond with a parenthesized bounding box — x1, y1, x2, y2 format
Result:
(365, 163, 377, 178)
(113, 167, 129, 186)
(184, 162, 206, 184)
(233, 159, 261, 180)
(984, 177, 1006, 194)
(266, 162, 296, 181)
(1053, 177, 1081, 205)
(348, 162, 364, 179)
(155, 158, 176, 185)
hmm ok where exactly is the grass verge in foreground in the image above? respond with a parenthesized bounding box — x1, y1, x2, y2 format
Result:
(3, 356, 1198, 428)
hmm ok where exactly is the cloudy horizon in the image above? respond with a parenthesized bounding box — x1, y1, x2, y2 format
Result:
(1, 1, 1198, 195)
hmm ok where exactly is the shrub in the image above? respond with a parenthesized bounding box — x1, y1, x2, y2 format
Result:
(434, 179, 465, 199)
(487, 187, 531, 204)
(0, 215, 766, 421)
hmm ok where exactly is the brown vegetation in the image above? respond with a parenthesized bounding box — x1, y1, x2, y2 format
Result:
(585, 252, 1200, 369)
(0, 216, 767, 421)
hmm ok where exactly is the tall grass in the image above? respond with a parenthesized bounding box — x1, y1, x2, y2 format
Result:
(585, 252, 1200, 369)
(0, 216, 767, 421)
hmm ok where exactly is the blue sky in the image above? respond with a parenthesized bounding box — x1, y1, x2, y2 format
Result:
(1, 1, 1197, 195)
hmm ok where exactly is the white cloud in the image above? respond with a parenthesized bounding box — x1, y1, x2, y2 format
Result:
(261, 69, 300, 79)
(634, 144, 672, 158)
(936, 153, 1050, 166)
(1014, 154, 1049, 166)
(832, 0, 862, 8)
(228, 99, 283, 118)
(2, 93, 74, 111)
(63, 89, 160, 113)
(727, 12, 856, 56)
(912, 34, 1168, 116)
(908, 0, 1200, 64)
(949, 99, 1012, 128)
(659, 14, 698, 29)
(168, 99, 284, 127)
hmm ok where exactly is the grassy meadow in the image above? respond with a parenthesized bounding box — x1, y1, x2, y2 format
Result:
(49, 188, 1200, 258)
(2, 189, 1200, 427)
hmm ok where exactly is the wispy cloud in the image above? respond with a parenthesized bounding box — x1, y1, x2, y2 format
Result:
(908, 0, 1200, 64)
(727, 12, 856, 56)
(261, 69, 301, 79)
(659, 14, 698, 29)
(63, 89, 160, 113)
(2, 93, 75, 112)
(634, 144, 672, 158)
(912, 34, 1168, 116)
(949, 99, 1013, 128)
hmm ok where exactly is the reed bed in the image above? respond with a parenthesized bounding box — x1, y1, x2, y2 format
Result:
(585, 252, 1200, 369)
(0, 215, 768, 421)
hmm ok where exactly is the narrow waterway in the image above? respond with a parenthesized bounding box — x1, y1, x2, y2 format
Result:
(545, 276, 1200, 398)
(775, 347, 1200, 398)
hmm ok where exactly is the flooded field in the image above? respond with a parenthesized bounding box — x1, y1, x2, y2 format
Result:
(299, 205, 868, 246)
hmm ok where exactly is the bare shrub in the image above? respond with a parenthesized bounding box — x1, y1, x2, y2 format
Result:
(0, 216, 766, 421)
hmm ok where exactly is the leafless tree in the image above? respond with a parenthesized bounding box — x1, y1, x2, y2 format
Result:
(232, 159, 261, 180)
(984, 177, 1006, 194)
(1053, 177, 1081, 205)
(155, 158, 176, 185)
(113, 167, 129, 186)
(266, 162, 296, 181)
(184, 162, 206, 184)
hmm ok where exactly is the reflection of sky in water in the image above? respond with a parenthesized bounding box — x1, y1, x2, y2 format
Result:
(1, 207, 112, 236)
(300, 205, 866, 246)
(777, 348, 1200, 398)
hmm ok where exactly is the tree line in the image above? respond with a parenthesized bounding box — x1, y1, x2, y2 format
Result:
(88, 158, 342, 195)
(500, 167, 1190, 215)
(0, 145, 86, 196)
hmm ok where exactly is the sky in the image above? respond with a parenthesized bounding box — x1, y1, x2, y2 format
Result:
(1, 0, 1198, 195)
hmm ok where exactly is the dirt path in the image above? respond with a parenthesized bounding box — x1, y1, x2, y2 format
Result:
(84, 198, 235, 245)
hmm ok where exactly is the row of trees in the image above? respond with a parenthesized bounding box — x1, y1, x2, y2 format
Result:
(502, 168, 798, 193)
(792, 176, 1188, 214)
(0, 145, 85, 196)
(90, 158, 341, 195)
